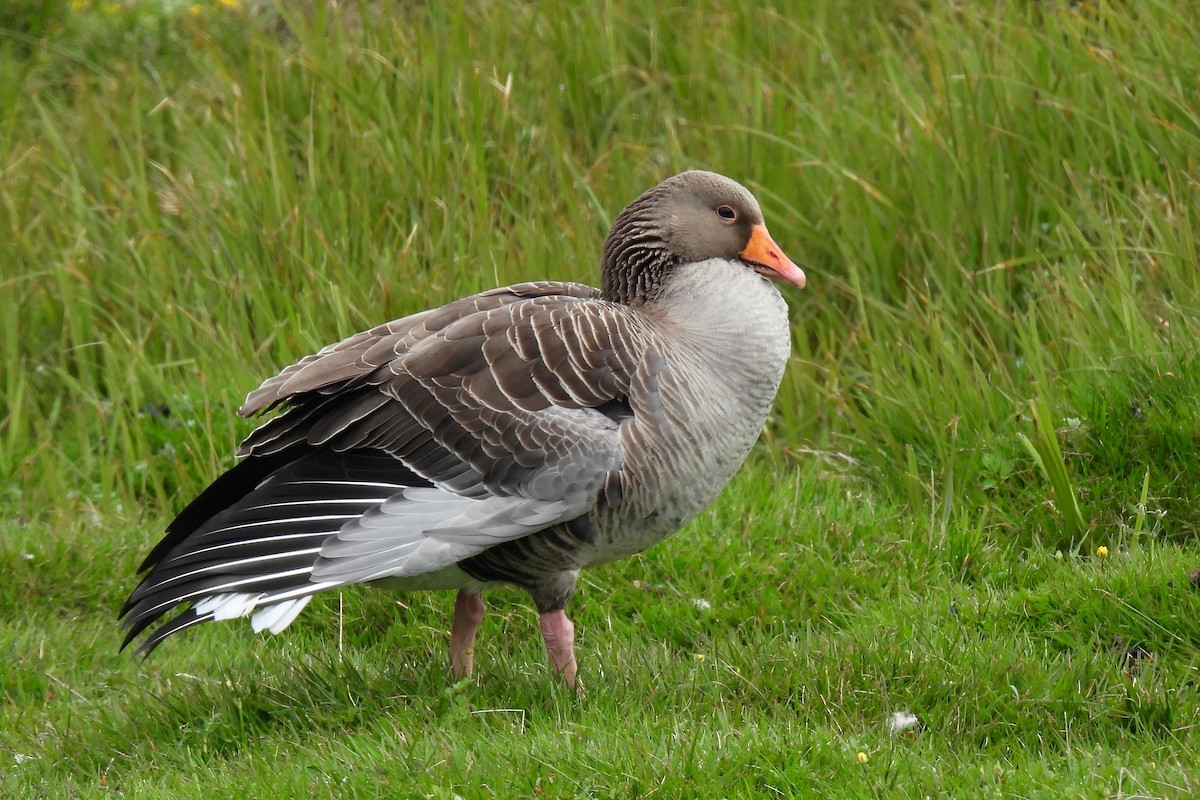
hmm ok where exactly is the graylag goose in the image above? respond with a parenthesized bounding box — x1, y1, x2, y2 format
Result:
(121, 170, 806, 690)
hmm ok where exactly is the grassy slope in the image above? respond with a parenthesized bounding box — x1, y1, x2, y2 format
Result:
(2, 0, 1199, 797)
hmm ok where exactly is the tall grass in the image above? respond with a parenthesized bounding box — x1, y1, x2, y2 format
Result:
(2, 1, 1199, 797)
(4, 1, 1198, 539)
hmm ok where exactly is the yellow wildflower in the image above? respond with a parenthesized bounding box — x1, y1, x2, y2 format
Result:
(856, 751, 869, 765)
(1096, 546, 1109, 559)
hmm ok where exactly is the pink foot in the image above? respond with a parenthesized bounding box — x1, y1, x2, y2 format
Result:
(450, 590, 486, 679)
(539, 609, 580, 692)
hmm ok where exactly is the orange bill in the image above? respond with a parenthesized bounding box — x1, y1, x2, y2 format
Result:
(740, 224, 806, 288)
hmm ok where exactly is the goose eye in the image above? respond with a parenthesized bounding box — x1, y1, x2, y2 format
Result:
(716, 205, 737, 221)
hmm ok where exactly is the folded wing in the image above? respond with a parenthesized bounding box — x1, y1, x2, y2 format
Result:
(121, 281, 650, 651)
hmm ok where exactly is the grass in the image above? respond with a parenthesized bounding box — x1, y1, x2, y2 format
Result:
(2, 0, 1199, 796)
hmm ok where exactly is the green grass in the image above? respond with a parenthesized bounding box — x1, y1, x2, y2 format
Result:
(3, 0, 1200, 796)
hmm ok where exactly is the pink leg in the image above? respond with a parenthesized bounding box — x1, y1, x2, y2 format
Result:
(450, 590, 486, 679)
(539, 609, 580, 692)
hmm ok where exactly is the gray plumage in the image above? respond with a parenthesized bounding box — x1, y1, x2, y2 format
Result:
(120, 170, 806, 686)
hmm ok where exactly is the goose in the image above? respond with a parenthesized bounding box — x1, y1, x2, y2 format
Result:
(120, 170, 806, 690)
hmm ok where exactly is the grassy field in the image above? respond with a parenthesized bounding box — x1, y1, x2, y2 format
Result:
(3, 0, 1200, 796)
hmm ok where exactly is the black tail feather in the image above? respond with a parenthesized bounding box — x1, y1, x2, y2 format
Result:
(136, 447, 303, 574)
(120, 446, 431, 652)
(126, 606, 214, 656)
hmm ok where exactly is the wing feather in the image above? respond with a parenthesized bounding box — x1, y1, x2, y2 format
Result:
(124, 280, 654, 651)
(238, 283, 646, 502)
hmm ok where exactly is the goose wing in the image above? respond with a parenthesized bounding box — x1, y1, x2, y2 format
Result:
(240, 281, 648, 580)
(123, 281, 651, 648)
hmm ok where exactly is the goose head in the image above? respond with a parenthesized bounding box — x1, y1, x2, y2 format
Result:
(600, 170, 806, 305)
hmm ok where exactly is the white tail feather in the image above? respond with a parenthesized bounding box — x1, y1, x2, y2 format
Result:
(251, 596, 314, 633)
